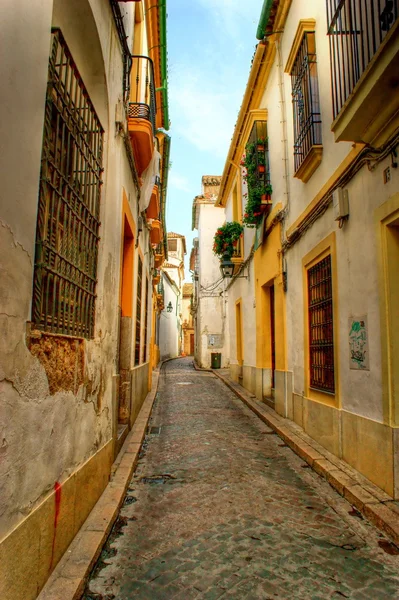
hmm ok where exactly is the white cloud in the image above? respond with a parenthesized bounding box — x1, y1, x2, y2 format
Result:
(197, 0, 260, 38)
(169, 65, 243, 159)
(167, 1, 261, 162)
(169, 172, 192, 193)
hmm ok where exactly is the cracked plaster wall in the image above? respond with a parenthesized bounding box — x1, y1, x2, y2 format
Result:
(0, 0, 142, 545)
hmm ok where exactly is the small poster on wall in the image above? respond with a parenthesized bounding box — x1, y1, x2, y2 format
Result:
(348, 316, 370, 370)
(207, 334, 223, 349)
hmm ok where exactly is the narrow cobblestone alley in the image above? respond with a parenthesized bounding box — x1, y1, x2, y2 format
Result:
(85, 359, 399, 600)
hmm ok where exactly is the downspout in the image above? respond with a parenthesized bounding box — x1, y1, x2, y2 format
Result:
(160, 134, 171, 258)
(256, 0, 274, 40)
(148, 0, 169, 130)
(276, 38, 290, 217)
(109, 0, 132, 101)
(158, 0, 170, 129)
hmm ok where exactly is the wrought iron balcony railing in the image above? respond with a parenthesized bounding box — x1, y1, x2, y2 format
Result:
(128, 55, 156, 132)
(327, 0, 399, 120)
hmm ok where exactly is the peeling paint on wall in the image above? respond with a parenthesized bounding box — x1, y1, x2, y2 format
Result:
(29, 335, 84, 395)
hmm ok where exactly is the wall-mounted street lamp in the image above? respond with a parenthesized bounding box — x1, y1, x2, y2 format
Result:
(166, 301, 173, 313)
(220, 258, 249, 280)
(220, 257, 235, 279)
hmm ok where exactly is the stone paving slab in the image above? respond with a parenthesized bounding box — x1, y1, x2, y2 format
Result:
(84, 358, 399, 600)
(210, 365, 399, 547)
(37, 369, 161, 600)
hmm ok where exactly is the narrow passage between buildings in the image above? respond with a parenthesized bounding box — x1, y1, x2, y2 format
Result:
(85, 358, 399, 600)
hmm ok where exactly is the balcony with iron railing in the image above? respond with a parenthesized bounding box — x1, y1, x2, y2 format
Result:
(146, 175, 161, 220)
(156, 278, 165, 311)
(128, 55, 157, 174)
(149, 217, 162, 247)
(327, 0, 399, 145)
(154, 243, 164, 268)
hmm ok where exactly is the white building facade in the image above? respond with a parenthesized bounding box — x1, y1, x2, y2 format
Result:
(191, 177, 229, 369)
(215, 0, 399, 498)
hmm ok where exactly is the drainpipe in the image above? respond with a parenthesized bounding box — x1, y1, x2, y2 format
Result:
(160, 133, 171, 258)
(276, 38, 290, 217)
(157, 1, 170, 129)
(256, 0, 274, 40)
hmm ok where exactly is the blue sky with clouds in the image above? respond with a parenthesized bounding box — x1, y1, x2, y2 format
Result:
(165, 0, 263, 278)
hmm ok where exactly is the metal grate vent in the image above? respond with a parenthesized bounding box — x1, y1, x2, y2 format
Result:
(149, 426, 161, 434)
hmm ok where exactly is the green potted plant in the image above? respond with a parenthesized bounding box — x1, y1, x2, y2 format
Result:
(241, 139, 272, 228)
(213, 221, 243, 259)
(256, 137, 267, 152)
(242, 183, 273, 228)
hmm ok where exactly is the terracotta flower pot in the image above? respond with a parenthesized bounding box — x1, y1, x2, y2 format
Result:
(259, 194, 272, 214)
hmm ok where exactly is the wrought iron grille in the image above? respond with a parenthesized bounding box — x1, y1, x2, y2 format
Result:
(135, 256, 143, 365)
(308, 255, 335, 393)
(129, 55, 156, 133)
(327, 0, 398, 119)
(32, 29, 103, 338)
(290, 32, 322, 172)
(143, 277, 149, 362)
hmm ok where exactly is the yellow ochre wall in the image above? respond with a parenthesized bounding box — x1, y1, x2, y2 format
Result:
(254, 219, 286, 373)
(0, 441, 113, 600)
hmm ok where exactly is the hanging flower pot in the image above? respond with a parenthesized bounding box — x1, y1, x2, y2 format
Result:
(213, 222, 243, 259)
(257, 165, 266, 174)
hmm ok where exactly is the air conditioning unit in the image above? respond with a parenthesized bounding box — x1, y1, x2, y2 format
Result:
(332, 187, 349, 220)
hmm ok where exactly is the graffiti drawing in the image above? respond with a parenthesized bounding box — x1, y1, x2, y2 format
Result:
(348, 316, 370, 371)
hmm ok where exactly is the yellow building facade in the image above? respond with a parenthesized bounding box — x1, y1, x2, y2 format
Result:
(216, 0, 399, 498)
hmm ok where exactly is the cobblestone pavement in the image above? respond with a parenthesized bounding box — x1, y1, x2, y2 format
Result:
(85, 358, 399, 599)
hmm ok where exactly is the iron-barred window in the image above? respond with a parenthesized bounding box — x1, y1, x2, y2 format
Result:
(327, 0, 398, 119)
(290, 32, 322, 172)
(135, 256, 143, 365)
(168, 239, 177, 252)
(32, 29, 103, 338)
(308, 255, 335, 393)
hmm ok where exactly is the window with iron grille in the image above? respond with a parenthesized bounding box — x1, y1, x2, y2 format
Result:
(290, 32, 322, 173)
(135, 256, 143, 365)
(168, 239, 177, 252)
(308, 255, 335, 393)
(32, 29, 103, 338)
(327, 0, 398, 120)
(143, 277, 149, 362)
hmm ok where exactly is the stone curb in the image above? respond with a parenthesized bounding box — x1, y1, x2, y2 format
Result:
(37, 367, 162, 600)
(193, 360, 212, 372)
(212, 369, 399, 547)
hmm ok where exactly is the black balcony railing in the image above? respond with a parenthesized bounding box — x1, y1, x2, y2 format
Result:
(129, 55, 156, 132)
(327, 0, 399, 120)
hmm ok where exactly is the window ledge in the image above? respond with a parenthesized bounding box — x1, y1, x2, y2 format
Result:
(294, 145, 323, 183)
